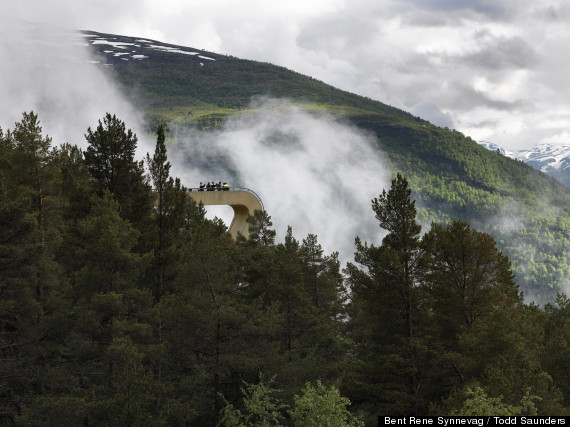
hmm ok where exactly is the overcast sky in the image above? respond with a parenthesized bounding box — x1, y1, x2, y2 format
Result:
(7, 0, 570, 150)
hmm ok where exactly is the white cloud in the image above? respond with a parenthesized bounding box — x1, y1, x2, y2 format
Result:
(0, 20, 144, 155)
(168, 98, 390, 263)
(6, 0, 570, 152)
(540, 131, 570, 146)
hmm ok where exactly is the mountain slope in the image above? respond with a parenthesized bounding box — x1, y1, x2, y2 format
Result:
(84, 30, 570, 304)
(480, 141, 570, 187)
(84, 31, 418, 129)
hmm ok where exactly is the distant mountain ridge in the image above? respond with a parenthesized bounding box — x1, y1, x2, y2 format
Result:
(479, 141, 570, 187)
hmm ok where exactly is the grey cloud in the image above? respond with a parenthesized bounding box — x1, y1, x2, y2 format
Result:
(400, 10, 466, 27)
(462, 35, 538, 70)
(411, 101, 454, 128)
(297, 13, 377, 53)
(446, 81, 524, 111)
(397, 0, 507, 18)
(416, 32, 538, 72)
(535, 3, 570, 21)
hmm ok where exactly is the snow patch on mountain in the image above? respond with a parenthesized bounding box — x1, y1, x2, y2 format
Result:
(86, 34, 215, 63)
(519, 143, 570, 172)
(478, 140, 570, 173)
(479, 141, 516, 157)
(91, 40, 140, 49)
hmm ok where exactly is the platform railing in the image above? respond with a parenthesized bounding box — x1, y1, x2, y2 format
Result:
(188, 187, 265, 212)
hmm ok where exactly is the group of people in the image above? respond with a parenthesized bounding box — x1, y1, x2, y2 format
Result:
(199, 181, 230, 191)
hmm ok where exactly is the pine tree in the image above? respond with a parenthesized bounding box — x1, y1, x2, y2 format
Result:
(146, 123, 173, 302)
(0, 126, 44, 423)
(11, 112, 53, 233)
(59, 192, 154, 422)
(244, 209, 276, 246)
(239, 225, 346, 400)
(344, 173, 433, 418)
(422, 220, 525, 410)
(84, 113, 152, 228)
(425, 220, 519, 337)
(370, 173, 424, 339)
(158, 207, 248, 424)
(543, 294, 570, 408)
(0, 114, 70, 424)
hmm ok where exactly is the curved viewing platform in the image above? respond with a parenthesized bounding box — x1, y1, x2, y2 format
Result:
(188, 187, 264, 239)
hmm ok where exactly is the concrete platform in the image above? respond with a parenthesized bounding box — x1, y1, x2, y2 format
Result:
(188, 188, 263, 239)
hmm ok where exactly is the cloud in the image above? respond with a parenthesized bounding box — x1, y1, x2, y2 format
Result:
(539, 131, 570, 146)
(167, 98, 391, 263)
(0, 20, 144, 156)
(411, 102, 454, 128)
(9, 0, 570, 153)
(396, 0, 532, 20)
(461, 35, 537, 70)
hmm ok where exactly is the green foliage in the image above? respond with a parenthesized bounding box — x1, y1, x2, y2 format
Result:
(84, 112, 153, 227)
(4, 111, 570, 424)
(290, 380, 364, 427)
(218, 375, 286, 427)
(244, 209, 276, 246)
(344, 116, 570, 302)
(543, 294, 570, 408)
(344, 175, 567, 420)
(84, 113, 139, 194)
(218, 377, 363, 427)
(451, 386, 539, 416)
(346, 175, 435, 418)
(426, 220, 520, 332)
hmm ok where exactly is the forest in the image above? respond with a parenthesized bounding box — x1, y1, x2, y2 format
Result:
(1, 111, 570, 426)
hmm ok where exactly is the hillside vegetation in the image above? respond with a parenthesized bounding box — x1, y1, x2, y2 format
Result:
(2, 113, 570, 424)
(86, 31, 570, 303)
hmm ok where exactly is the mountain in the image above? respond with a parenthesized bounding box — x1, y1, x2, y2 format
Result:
(82, 30, 570, 304)
(480, 141, 570, 187)
(83, 31, 417, 129)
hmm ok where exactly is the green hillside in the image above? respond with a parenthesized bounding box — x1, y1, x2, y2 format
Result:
(86, 31, 421, 128)
(87, 31, 570, 304)
(4, 31, 570, 423)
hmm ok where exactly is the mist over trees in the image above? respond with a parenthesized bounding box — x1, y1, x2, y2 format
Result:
(1, 111, 570, 425)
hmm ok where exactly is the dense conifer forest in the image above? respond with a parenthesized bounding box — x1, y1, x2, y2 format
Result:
(2, 111, 570, 425)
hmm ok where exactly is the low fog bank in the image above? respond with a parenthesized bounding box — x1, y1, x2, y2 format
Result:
(0, 21, 144, 155)
(168, 98, 391, 263)
(473, 198, 570, 306)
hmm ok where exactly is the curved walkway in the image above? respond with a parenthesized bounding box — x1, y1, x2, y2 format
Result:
(188, 188, 264, 239)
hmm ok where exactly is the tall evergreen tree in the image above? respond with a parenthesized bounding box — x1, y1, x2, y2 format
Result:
(0, 125, 44, 424)
(425, 220, 519, 339)
(84, 113, 152, 228)
(11, 112, 54, 233)
(370, 173, 424, 339)
(146, 123, 173, 302)
(423, 220, 525, 411)
(344, 173, 433, 419)
(0, 114, 72, 424)
(9, 112, 64, 314)
(544, 294, 570, 408)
